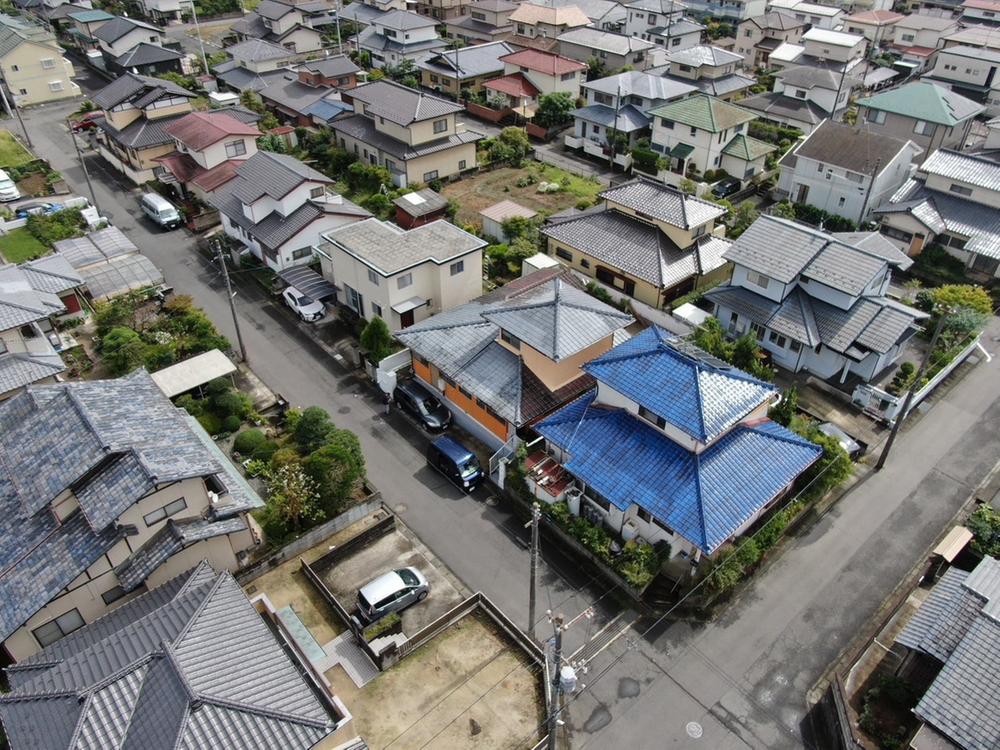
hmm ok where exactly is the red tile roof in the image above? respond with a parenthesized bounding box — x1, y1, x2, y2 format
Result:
(163, 111, 262, 151)
(483, 72, 540, 98)
(963, 0, 1000, 10)
(192, 160, 244, 192)
(844, 9, 903, 23)
(499, 48, 586, 75)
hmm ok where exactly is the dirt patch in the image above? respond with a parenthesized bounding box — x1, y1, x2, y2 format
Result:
(329, 612, 545, 749)
(15, 173, 50, 198)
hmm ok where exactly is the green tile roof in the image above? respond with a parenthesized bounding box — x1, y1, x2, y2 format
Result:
(721, 133, 775, 161)
(649, 94, 756, 133)
(856, 81, 983, 126)
(67, 9, 115, 21)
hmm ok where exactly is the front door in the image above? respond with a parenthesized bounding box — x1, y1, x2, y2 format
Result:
(400, 309, 415, 328)
(795, 184, 809, 203)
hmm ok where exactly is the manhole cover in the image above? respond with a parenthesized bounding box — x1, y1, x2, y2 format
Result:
(338, 406, 351, 414)
(394, 503, 408, 514)
(485, 496, 499, 506)
(686, 722, 703, 739)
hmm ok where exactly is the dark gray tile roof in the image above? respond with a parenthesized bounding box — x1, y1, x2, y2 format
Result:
(0, 563, 336, 750)
(225, 37, 294, 63)
(897, 567, 979, 661)
(260, 74, 329, 114)
(0, 352, 65, 395)
(331, 113, 483, 161)
(229, 151, 332, 204)
(777, 65, 859, 91)
(215, 64, 288, 92)
(557, 26, 654, 54)
(572, 103, 649, 132)
(600, 177, 726, 229)
(377, 8, 438, 29)
(417, 41, 513, 79)
(661, 71, 755, 98)
(301, 53, 361, 77)
(739, 91, 828, 124)
(96, 111, 181, 150)
(256, 0, 297, 20)
(393, 187, 448, 217)
(92, 16, 161, 43)
(346, 79, 463, 125)
(791, 120, 913, 176)
(16, 254, 85, 294)
(583, 69, 696, 101)
(91, 72, 192, 110)
(230, 11, 269, 37)
(356, 25, 445, 56)
(113, 41, 182, 68)
(831, 231, 913, 270)
(0, 261, 71, 330)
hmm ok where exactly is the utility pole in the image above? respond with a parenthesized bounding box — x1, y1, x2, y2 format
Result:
(547, 613, 565, 750)
(335, 0, 343, 55)
(67, 116, 101, 215)
(856, 156, 880, 226)
(607, 80, 623, 172)
(1, 88, 32, 149)
(875, 308, 950, 471)
(528, 502, 541, 637)
(215, 239, 248, 363)
(190, 0, 210, 77)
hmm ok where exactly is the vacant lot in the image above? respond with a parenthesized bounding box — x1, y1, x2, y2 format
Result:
(0, 227, 48, 263)
(0, 131, 34, 169)
(329, 612, 546, 750)
(443, 162, 604, 228)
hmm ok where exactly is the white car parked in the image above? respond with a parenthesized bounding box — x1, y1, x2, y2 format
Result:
(0, 169, 21, 203)
(282, 286, 326, 322)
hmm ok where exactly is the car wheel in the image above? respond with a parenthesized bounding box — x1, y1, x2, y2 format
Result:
(298, 311, 307, 321)
(417, 591, 427, 602)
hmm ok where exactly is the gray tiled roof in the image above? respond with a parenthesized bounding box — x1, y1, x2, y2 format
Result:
(832, 231, 913, 271)
(92, 16, 161, 43)
(0, 563, 336, 750)
(791, 120, 914, 177)
(571, 103, 649, 132)
(92, 72, 192, 110)
(777, 65, 858, 91)
(215, 64, 287, 92)
(0, 352, 65, 396)
(324, 217, 485, 274)
(113, 41, 182, 68)
(256, 0, 297, 20)
(0, 260, 72, 330)
(346, 79, 463, 125)
(666, 72, 755, 98)
(301, 53, 361, 77)
(376, 8, 438, 29)
(897, 567, 980, 661)
(228, 151, 332, 204)
(260, 74, 329, 114)
(739, 91, 828, 125)
(557, 26, 654, 54)
(393, 187, 448, 217)
(921, 149, 1000, 193)
(331, 112, 483, 160)
(417, 41, 514, 79)
(96, 111, 181, 150)
(583, 70, 696, 102)
(225, 37, 294, 63)
(600, 177, 726, 230)
(666, 44, 742, 67)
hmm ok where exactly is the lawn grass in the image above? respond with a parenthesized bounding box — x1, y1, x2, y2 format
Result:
(0, 227, 49, 263)
(0, 131, 35, 169)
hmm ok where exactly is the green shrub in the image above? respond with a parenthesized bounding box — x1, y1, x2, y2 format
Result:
(213, 391, 249, 419)
(175, 394, 203, 417)
(363, 612, 401, 641)
(197, 412, 223, 435)
(143, 344, 176, 371)
(967, 504, 1000, 557)
(222, 415, 242, 433)
(251, 440, 279, 462)
(101, 327, 147, 376)
(233, 428, 267, 455)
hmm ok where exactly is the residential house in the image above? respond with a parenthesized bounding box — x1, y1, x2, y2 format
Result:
(91, 15, 166, 59)
(565, 71, 697, 167)
(135, 0, 194, 23)
(890, 13, 959, 52)
(0, 369, 266, 663)
(681, 0, 767, 21)
(875, 149, 1000, 278)
(92, 73, 200, 184)
(230, 0, 325, 54)
(318, 217, 486, 327)
(66, 8, 114, 51)
(105, 41, 183, 77)
(656, 44, 756, 100)
(775, 120, 921, 223)
(258, 70, 338, 126)
(734, 12, 807, 68)
(857, 82, 984, 163)
(741, 65, 860, 133)
(842, 10, 902, 44)
(533, 327, 821, 564)
(960, 0, 1000, 25)
(393, 187, 450, 228)
(622, 0, 705, 54)
(0, 256, 85, 400)
(942, 24, 1000, 53)
(924, 45, 1000, 116)
(508, 2, 590, 53)
(331, 80, 483, 188)
(648, 93, 775, 185)
(918, 0, 964, 13)
(444, 0, 517, 44)
(156, 110, 263, 199)
(298, 54, 362, 89)
(0, 14, 79, 104)
(541, 177, 733, 306)
(768, 0, 845, 29)
(213, 38, 299, 93)
(892, 556, 1000, 750)
(0, 562, 345, 748)
(209, 151, 371, 271)
(552, 0, 627, 32)
(797, 27, 866, 69)
(481, 48, 586, 117)
(417, 40, 514, 96)
(395, 268, 634, 448)
(705, 215, 925, 382)
(355, 0, 409, 13)
(412, 0, 476, 21)
(357, 9, 445, 67)
(556, 27, 656, 72)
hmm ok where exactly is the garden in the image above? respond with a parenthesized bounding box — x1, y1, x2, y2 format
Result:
(0, 207, 89, 263)
(0, 130, 34, 169)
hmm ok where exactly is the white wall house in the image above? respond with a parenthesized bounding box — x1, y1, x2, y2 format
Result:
(769, 0, 845, 29)
(623, 0, 704, 53)
(357, 9, 445, 67)
(924, 45, 1000, 117)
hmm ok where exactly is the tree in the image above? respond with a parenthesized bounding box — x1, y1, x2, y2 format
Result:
(586, 57, 607, 80)
(368, 68, 385, 81)
(533, 92, 574, 129)
(916, 284, 993, 317)
(384, 58, 418, 88)
(769, 386, 798, 427)
(101, 327, 147, 375)
(294, 406, 334, 453)
(304, 429, 366, 516)
(485, 127, 531, 165)
(731, 334, 772, 380)
(771, 201, 797, 221)
(691, 318, 733, 362)
(267, 463, 322, 531)
(26, 208, 87, 245)
(257, 134, 287, 153)
(728, 200, 759, 238)
(679, 178, 698, 195)
(240, 90, 266, 114)
(360, 316, 393, 363)
(967, 504, 1000, 557)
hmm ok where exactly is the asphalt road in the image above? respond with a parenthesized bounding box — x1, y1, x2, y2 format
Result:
(13, 87, 1000, 750)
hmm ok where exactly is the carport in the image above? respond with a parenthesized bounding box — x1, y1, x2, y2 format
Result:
(150, 349, 237, 398)
(278, 266, 338, 303)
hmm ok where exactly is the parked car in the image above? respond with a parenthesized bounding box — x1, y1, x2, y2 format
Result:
(711, 176, 741, 199)
(818, 422, 864, 460)
(394, 378, 451, 432)
(282, 286, 326, 322)
(427, 435, 484, 492)
(0, 169, 21, 203)
(139, 192, 181, 230)
(357, 567, 429, 623)
(71, 111, 104, 132)
(15, 201, 56, 219)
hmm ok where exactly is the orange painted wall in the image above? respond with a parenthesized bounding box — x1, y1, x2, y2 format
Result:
(412, 358, 509, 441)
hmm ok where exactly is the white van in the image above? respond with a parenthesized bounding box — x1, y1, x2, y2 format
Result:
(140, 192, 181, 230)
(0, 169, 21, 203)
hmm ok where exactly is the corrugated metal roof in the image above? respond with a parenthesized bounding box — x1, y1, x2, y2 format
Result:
(921, 149, 1000, 192)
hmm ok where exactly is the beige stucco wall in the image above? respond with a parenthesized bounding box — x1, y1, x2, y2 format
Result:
(404, 141, 477, 184)
(410, 113, 457, 144)
(0, 41, 80, 105)
(607, 200, 707, 247)
(545, 238, 664, 307)
(278, 26, 324, 53)
(520, 334, 613, 391)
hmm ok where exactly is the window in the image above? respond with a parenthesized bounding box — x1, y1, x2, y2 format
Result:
(368, 269, 380, 286)
(750, 322, 765, 341)
(794, 89, 806, 99)
(580, 258, 590, 269)
(450, 260, 464, 275)
(225, 140, 247, 158)
(901, 33, 914, 42)
(372, 302, 383, 317)
(866, 109, 886, 125)
(636, 507, 653, 523)
(32, 609, 85, 647)
(592, 125, 601, 135)
(638, 405, 666, 429)
(744, 29, 752, 37)
(102, 586, 126, 605)
(594, 91, 613, 106)
(660, 118, 673, 129)
(49, 81, 64, 92)
(422, 170, 438, 182)
(913, 120, 934, 136)
(17, 88, 26, 95)
(837, 196, 846, 208)
(397, 272, 412, 289)
(816, 162, 824, 173)
(9, 64, 18, 71)
(789, 340, 802, 353)
(41, 58, 55, 69)
(458, 159, 466, 170)
(433, 118, 447, 133)
(384, 28, 397, 37)
(561, 71, 576, 81)
(430, 74, 439, 83)
(555, 247, 573, 261)
(746, 270, 770, 289)
(310, 185, 325, 199)
(768, 331, 787, 348)
(728, 311, 739, 331)
(689, 126, 697, 136)
(500, 329, 520, 348)
(949, 183, 973, 196)
(143, 497, 187, 527)
(647, 12, 657, 23)
(291, 247, 312, 260)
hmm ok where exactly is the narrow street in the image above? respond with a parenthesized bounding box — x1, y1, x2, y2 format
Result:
(11, 88, 1000, 749)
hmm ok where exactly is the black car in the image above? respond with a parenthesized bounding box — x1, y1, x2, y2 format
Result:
(711, 176, 741, 199)
(394, 379, 452, 432)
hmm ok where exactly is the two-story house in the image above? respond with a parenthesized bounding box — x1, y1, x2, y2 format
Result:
(396, 268, 634, 449)
(299, 54, 362, 89)
(0, 369, 266, 664)
(768, 0, 845, 30)
(705, 215, 925, 382)
(0, 255, 85, 400)
(508, 2, 590, 53)
(0, 14, 79, 104)
(875, 149, 1000, 279)
(417, 40, 514, 96)
(357, 9, 445, 67)
(91, 15, 166, 59)
(842, 10, 903, 43)
(565, 71, 696, 167)
(656, 45, 755, 100)
(331, 80, 483, 188)
(213, 38, 299, 93)
(741, 65, 860, 133)
(106, 40, 184, 77)
(890, 14, 958, 53)
(942, 24, 1000, 54)
(648, 93, 775, 185)
(134, 0, 194, 23)
(92, 73, 201, 184)
(734, 12, 806, 68)
(66, 8, 115, 51)
(444, 0, 517, 44)
(622, 0, 705, 54)
(480, 47, 586, 116)
(960, 0, 1000, 25)
(794, 27, 867, 71)
(412, 0, 475, 21)
(533, 327, 821, 564)
(857, 82, 984, 164)
(210, 151, 370, 271)
(542, 177, 732, 306)
(557, 27, 655, 71)
(155, 110, 263, 198)
(230, 0, 324, 54)
(924, 45, 1000, 116)
(317, 217, 486, 328)
(681, 0, 767, 21)
(775, 121, 921, 223)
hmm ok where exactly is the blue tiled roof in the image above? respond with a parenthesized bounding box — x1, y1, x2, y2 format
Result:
(536, 392, 821, 554)
(303, 97, 351, 123)
(583, 326, 777, 443)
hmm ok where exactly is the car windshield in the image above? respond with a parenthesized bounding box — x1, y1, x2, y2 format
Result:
(397, 569, 420, 586)
(458, 456, 480, 478)
(298, 293, 315, 305)
(418, 395, 441, 414)
(0, 179, 14, 189)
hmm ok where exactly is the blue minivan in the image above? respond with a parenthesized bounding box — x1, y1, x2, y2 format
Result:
(427, 436, 484, 492)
